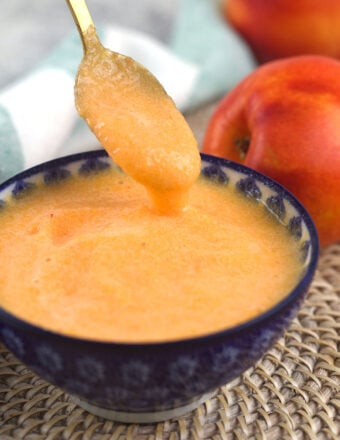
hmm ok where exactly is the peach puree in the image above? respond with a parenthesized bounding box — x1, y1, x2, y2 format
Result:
(75, 27, 201, 215)
(0, 169, 302, 342)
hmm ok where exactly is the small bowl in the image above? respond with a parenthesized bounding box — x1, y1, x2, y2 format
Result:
(0, 151, 318, 423)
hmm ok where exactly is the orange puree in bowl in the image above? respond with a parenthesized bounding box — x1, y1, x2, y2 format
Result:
(75, 27, 201, 215)
(0, 169, 302, 342)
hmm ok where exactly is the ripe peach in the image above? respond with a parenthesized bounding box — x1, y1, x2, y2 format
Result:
(202, 55, 340, 246)
(223, 0, 340, 63)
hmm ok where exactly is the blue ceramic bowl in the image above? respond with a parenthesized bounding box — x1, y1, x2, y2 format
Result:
(0, 151, 318, 423)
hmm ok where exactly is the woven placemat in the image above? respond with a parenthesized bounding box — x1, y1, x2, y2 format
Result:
(0, 243, 339, 439)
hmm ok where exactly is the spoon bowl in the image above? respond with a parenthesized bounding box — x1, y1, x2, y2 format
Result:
(66, 0, 201, 215)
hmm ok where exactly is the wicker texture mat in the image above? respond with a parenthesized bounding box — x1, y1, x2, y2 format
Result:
(0, 243, 339, 440)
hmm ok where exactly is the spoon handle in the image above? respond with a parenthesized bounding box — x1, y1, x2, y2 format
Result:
(66, 0, 95, 52)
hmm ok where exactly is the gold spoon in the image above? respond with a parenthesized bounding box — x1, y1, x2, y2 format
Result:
(66, 0, 201, 215)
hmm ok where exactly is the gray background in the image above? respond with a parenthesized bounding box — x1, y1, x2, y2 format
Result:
(0, 0, 179, 89)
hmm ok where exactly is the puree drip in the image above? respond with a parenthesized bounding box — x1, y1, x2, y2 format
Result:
(0, 169, 302, 342)
(75, 27, 201, 215)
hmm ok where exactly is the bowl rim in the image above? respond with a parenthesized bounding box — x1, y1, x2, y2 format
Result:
(0, 150, 319, 350)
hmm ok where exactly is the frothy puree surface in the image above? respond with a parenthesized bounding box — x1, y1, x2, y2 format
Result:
(0, 169, 302, 342)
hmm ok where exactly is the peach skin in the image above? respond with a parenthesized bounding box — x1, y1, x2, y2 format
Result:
(223, 0, 340, 63)
(202, 55, 340, 246)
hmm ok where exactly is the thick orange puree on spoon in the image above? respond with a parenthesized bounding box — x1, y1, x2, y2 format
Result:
(75, 26, 200, 215)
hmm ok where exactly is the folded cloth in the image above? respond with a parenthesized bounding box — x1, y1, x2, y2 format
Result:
(0, 0, 255, 183)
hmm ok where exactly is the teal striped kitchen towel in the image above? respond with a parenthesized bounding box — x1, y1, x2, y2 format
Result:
(0, 0, 255, 183)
